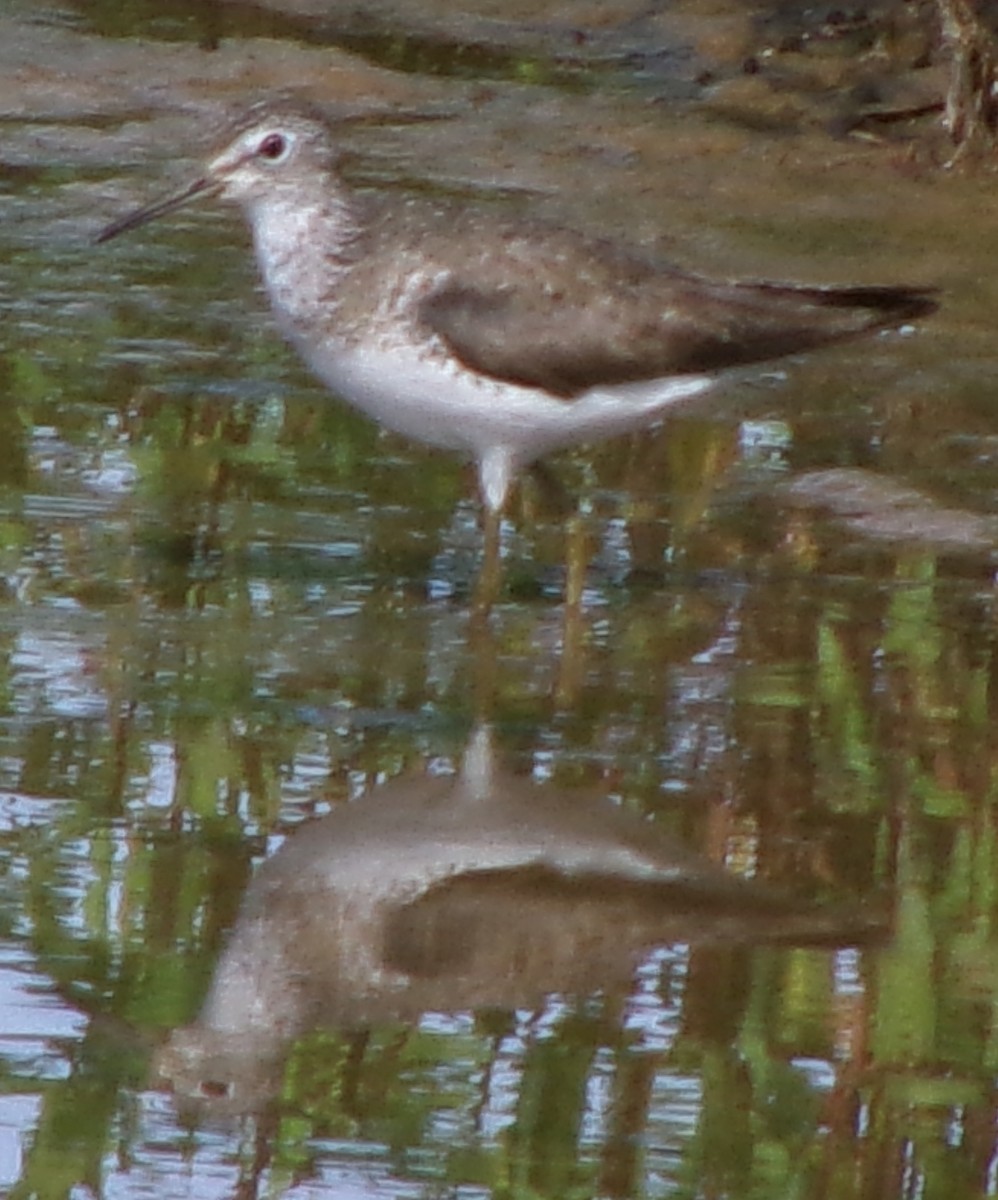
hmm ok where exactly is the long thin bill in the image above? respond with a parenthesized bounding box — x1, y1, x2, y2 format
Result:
(94, 175, 217, 244)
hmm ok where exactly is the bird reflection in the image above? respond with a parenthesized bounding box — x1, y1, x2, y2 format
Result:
(157, 725, 886, 1114)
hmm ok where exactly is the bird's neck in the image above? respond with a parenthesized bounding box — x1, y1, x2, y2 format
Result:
(248, 177, 363, 338)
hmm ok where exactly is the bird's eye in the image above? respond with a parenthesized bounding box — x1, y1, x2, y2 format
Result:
(257, 132, 288, 161)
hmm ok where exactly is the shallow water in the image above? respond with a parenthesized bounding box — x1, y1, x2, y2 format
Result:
(2, 2, 998, 1198)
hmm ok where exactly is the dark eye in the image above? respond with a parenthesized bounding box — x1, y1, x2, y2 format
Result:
(257, 133, 287, 161)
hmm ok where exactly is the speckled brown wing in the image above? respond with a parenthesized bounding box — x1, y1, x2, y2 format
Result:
(419, 267, 938, 400)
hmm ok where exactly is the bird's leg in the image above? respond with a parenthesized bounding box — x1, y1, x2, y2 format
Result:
(471, 504, 503, 621)
(554, 512, 590, 707)
(563, 512, 590, 611)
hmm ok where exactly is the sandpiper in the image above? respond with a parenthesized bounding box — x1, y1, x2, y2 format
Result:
(96, 99, 936, 520)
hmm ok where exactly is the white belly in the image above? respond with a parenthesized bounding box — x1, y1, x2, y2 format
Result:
(298, 334, 714, 465)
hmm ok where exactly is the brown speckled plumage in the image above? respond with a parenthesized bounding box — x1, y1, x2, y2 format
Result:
(96, 100, 937, 512)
